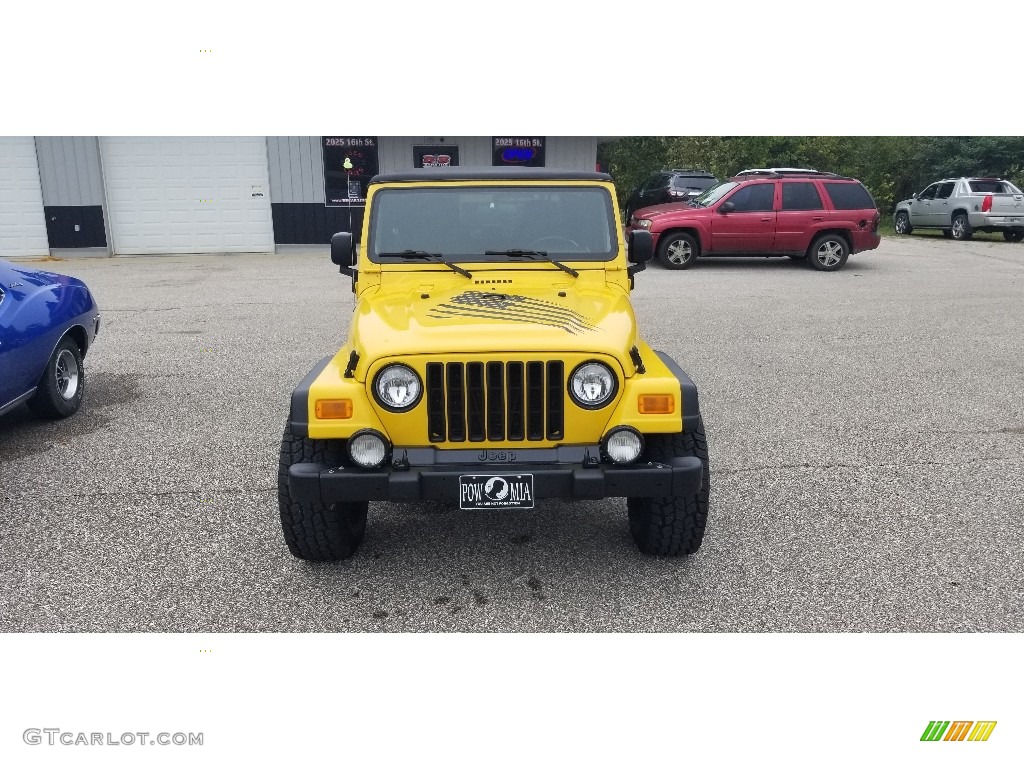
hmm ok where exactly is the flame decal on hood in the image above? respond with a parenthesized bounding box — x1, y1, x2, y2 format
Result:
(426, 291, 600, 335)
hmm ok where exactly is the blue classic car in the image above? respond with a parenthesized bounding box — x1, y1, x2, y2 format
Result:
(0, 259, 100, 420)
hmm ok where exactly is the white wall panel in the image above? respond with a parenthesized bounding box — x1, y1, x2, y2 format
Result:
(0, 137, 49, 257)
(101, 137, 274, 255)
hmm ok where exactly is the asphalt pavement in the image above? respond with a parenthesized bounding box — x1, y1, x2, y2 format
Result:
(2, 237, 1023, 631)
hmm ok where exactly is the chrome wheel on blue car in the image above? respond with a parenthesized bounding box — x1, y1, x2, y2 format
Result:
(28, 337, 85, 419)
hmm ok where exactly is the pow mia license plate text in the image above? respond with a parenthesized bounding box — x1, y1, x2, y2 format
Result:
(459, 474, 535, 510)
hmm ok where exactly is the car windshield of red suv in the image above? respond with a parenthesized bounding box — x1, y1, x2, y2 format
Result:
(690, 181, 737, 208)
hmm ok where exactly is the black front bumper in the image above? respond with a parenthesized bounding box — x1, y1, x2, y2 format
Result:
(288, 457, 704, 505)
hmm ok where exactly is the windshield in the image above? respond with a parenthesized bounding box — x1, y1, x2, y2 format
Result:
(691, 181, 738, 207)
(368, 186, 617, 262)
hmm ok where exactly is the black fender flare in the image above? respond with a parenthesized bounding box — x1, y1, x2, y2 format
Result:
(289, 356, 332, 437)
(654, 350, 701, 432)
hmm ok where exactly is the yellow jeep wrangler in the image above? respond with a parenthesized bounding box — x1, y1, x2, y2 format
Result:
(278, 167, 709, 560)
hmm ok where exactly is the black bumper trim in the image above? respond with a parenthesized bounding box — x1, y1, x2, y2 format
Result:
(289, 355, 333, 437)
(288, 458, 704, 505)
(654, 350, 701, 432)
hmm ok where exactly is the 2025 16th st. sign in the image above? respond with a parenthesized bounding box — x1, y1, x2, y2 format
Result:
(322, 137, 379, 207)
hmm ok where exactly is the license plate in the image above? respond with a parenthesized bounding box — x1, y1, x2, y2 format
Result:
(459, 474, 535, 510)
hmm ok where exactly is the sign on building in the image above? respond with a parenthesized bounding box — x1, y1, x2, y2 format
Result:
(413, 145, 460, 168)
(322, 137, 379, 207)
(492, 137, 546, 167)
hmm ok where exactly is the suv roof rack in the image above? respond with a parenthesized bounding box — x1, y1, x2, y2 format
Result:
(737, 167, 818, 176)
(734, 168, 852, 180)
(669, 168, 715, 175)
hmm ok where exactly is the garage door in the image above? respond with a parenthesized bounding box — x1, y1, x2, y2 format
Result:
(101, 137, 274, 255)
(0, 137, 49, 257)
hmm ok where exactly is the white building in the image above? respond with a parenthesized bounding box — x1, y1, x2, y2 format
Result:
(0, 136, 611, 257)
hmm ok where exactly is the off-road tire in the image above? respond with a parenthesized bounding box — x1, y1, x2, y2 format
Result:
(807, 233, 850, 271)
(278, 422, 367, 561)
(894, 211, 913, 235)
(27, 336, 85, 419)
(627, 417, 710, 556)
(657, 231, 699, 270)
(1003, 229, 1024, 243)
(951, 212, 973, 241)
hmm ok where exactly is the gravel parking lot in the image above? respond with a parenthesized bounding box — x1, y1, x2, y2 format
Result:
(2, 237, 1023, 632)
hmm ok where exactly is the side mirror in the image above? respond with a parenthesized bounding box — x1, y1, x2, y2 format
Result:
(331, 232, 355, 277)
(911, 192, 918, 199)
(627, 230, 653, 288)
(628, 229, 654, 264)
(719, 201, 735, 214)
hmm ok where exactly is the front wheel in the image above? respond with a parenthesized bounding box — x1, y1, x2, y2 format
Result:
(657, 232, 699, 269)
(894, 212, 913, 235)
(807, 234, 849, 271)
(1003, 229, 1024, 243)
(278, 423, 368, 561)
(951, 213, 973, 241)
(627, 418, 710, 556)
(27, 336, 85, 418)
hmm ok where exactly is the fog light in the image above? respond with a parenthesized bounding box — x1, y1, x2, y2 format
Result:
(602, 427, 644, 465)
(348, 430, 389, 468)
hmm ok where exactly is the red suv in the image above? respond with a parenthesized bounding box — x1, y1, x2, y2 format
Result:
(627, 170, 881, 271)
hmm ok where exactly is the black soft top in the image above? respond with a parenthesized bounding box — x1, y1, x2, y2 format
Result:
(370, 167, 611, 184)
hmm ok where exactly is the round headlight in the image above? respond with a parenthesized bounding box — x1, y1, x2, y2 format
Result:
(569, 361, 617, 409)
(348, 430, 389, 468)
(602, 427, 644, 465)
(373, 364, 422, 411)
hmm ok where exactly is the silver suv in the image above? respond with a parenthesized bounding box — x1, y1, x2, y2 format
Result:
(894, 177, 1024, 242)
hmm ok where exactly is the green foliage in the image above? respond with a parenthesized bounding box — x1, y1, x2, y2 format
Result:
(597, 137, 670, 205)
(598, 136, 1024, 214)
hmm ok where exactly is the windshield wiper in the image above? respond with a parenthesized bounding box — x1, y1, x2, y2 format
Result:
(485, 249, 579, 278)
(378, 250, 472, 279)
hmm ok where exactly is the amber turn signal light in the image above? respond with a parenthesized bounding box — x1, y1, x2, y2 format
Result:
(315, 399, 353, 419)
(638, 394, 674, 414)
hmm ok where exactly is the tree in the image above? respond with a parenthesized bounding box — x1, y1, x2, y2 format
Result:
(597, 136, 1024, 217)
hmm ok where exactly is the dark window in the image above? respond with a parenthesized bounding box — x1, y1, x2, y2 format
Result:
(968, 179, 1021, 194)
(935, 182, 955, 200)
(643, 173, 670, 192)
(916, 184, 938, 201)
(824, 182, 876, 210)
(781, 182, 823, 211)
(671, 176, 717, 192)
(726, 183, 775, 212)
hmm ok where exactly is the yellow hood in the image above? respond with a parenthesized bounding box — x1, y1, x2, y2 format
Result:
(348, 271, 637, 378)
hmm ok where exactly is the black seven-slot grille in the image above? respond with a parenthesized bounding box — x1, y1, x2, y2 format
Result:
(426, 361, 564, 443)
